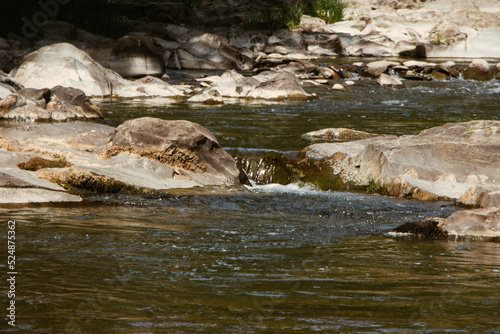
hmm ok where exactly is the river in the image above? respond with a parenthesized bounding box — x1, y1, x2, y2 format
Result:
(1, 68, 500, 333)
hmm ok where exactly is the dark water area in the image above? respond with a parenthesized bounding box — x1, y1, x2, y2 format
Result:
(1, 68, 500, 333)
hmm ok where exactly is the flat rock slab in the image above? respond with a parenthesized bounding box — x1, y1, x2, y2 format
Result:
(302, 120, 500, 207)
(0, 188, 82, 204)
(0, 118, 244, 204)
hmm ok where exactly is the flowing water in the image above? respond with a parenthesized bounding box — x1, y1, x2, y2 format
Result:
(1, 69, 500, 333)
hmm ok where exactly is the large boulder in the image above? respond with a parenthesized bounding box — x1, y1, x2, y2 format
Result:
(0, 86, 103, 121)
(9, 43, 123, 96)
(168, 33, 254, 71)
(9, 43, 186, 98)
(0, 119, 246, 203)
(102, 117, 242, 186)
(89, 36, 165, 78)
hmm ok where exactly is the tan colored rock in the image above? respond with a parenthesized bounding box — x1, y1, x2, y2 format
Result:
(377, 73, 403, 86)
(303, 120, 500, 207)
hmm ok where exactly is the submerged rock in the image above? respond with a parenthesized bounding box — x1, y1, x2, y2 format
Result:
(391, 218, 448, 239)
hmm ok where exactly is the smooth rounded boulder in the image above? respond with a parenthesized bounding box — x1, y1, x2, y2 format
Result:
(9, 43, 124, 96)
(102, 117, 244, 186)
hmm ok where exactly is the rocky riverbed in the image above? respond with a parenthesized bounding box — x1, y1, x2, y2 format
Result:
(1, 0, 500, 239)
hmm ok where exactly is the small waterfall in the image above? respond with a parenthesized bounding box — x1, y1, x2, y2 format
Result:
(235, 151, 349, 191)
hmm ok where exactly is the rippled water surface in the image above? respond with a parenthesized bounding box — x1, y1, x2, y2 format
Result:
(1, 70, 500, 333)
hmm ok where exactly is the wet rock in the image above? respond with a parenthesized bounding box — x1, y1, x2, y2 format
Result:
(430, 71, 449, 81)
(434, 63, 460, 78)
(445, 207, 500, 238)
(377, 73, 403, 86)
(0, 86, 103, 121)
(236, 151, 347, 191)
(391, 218, 448, 239)
(463, 59, 493, 81)
(169, 33, 254, 71)
(403, 70, 431, 81)
(89, 36, 165, 78)
(303, 128, 380, 142)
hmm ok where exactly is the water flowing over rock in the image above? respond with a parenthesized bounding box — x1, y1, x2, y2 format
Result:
(0, 119, 246, 203)
(0, 86, 103, 121)
(377, 73, 403, 86)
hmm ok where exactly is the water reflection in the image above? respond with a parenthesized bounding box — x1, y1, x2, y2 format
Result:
(2, 188, 499, 332)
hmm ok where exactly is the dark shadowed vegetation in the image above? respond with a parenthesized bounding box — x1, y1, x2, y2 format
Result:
(0, 0, 345, 41)
(0, 0, 130, 40)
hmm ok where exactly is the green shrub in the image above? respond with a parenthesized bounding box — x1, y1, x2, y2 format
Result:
(311, 0, 345, 23)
